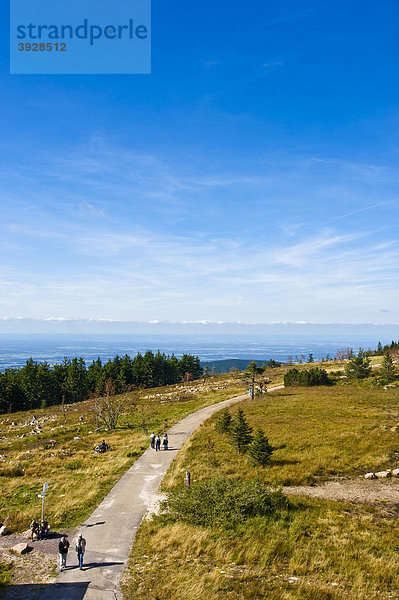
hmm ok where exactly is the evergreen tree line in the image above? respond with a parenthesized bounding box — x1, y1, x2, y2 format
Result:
(0, 351, 203, 414)
(368, 340, 399, 356)
(284, 367, 331, 387)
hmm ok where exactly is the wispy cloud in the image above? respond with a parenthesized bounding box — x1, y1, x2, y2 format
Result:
(1, 141, 398, 323)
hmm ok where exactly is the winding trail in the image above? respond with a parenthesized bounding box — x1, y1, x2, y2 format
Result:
(5, 382, 399, 599)
(38, 391, 254, 600)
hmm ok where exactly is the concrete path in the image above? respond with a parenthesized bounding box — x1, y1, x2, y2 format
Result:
(39, 392, 253, 600)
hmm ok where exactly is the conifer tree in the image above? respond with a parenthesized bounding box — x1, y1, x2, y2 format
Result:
(229, 408, 253, 454)
(215, 408, 232, 434)
(345, 348, 371, 379)
(242, 361, 265, 399)
(380, 351, 396, 384)
(248, 429, 273, 466)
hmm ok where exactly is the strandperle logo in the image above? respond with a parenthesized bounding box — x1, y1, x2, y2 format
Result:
(10, 0, 151, 75)
(16, 19, 148, 46)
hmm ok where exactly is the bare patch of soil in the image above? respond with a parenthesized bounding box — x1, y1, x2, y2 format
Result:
(0, 532, 71, 599)
(0, 547, 57, 599)
(284, 478, 399, 504)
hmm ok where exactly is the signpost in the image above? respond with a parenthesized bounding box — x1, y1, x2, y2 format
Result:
(37, 482, 48, 522)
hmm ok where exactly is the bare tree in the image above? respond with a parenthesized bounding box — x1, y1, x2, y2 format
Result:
(335, 348, 354, 361)
(389, 349, 399, 364)
(136, 404, 153, 434)
(202, 366, 210, 384)
(181, 371, 192, 389)
(93, 379, 128, 430)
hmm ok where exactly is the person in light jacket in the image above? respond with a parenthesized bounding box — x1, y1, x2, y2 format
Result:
(75, 533, 86, 569)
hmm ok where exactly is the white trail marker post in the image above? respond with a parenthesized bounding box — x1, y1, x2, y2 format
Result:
(38, 482, 48, 522)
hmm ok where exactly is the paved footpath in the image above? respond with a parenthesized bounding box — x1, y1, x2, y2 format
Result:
(39, 392, 254, 600)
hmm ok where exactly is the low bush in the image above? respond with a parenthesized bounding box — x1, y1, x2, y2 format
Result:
(160, 477, 287, 528)
(63, 460, 83, 470)
(0, 561, 12, 586)
(0, 465, 24, 477)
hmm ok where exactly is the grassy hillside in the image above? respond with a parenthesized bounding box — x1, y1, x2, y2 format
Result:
(0, 373, 246, 533)
(122, 384, 399, 600)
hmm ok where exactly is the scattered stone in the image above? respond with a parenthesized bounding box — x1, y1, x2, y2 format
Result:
(365, 472, 376, 479)
(21, 529, 36, 540)
(392, 469, 399, 477)
(375, 470, 392, 478)
(12, 543, 31, 555)
(384, 385, 397, 390)
(0, 525, 9, 536)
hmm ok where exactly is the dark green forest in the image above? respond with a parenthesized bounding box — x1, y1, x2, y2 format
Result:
(0, 352, 202, 414)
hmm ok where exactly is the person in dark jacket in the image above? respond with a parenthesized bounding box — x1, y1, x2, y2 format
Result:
(59, 536, 70, 570)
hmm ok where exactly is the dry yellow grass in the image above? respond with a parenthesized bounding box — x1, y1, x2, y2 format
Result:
(123, 383, 399, 600)
(0, 373, 246, 533)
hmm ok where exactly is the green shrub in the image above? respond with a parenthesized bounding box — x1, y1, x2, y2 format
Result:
(160, 477, 287, 528)
(284, 367, 331, 387)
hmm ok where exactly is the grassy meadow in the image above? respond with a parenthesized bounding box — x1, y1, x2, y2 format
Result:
(122, 382, 399, 600)
(0, 373, 246, 533)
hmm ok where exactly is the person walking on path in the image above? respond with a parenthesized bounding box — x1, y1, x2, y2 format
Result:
(75, 533, 86, 570)
(162, 433, 168, 450)
(59, 536, 70, 571)
(155, 434, 161, 451)
(150, 432, 155, 449)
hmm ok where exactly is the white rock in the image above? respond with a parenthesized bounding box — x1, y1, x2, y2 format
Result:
(365, 472, 376, 479)
(12, 543, 30, 554)
(375, 470, 392, 478)
(392, 468, 399, 477)
(0, 525, 9, 536)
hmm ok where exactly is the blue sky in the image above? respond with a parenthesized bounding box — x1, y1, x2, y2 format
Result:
(0, 0, 398, 327)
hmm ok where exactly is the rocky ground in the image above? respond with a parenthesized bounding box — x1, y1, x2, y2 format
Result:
(0, 531, 72, 598)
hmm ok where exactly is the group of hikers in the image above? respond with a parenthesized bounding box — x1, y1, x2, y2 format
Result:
(29, 519, 49, 541)
(29, 519, 86, 571)
(58, 533, 86, 570)
(94, 439, 110, 453)
(150, 432, 168, 451)
(28, 433, 169, 574)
